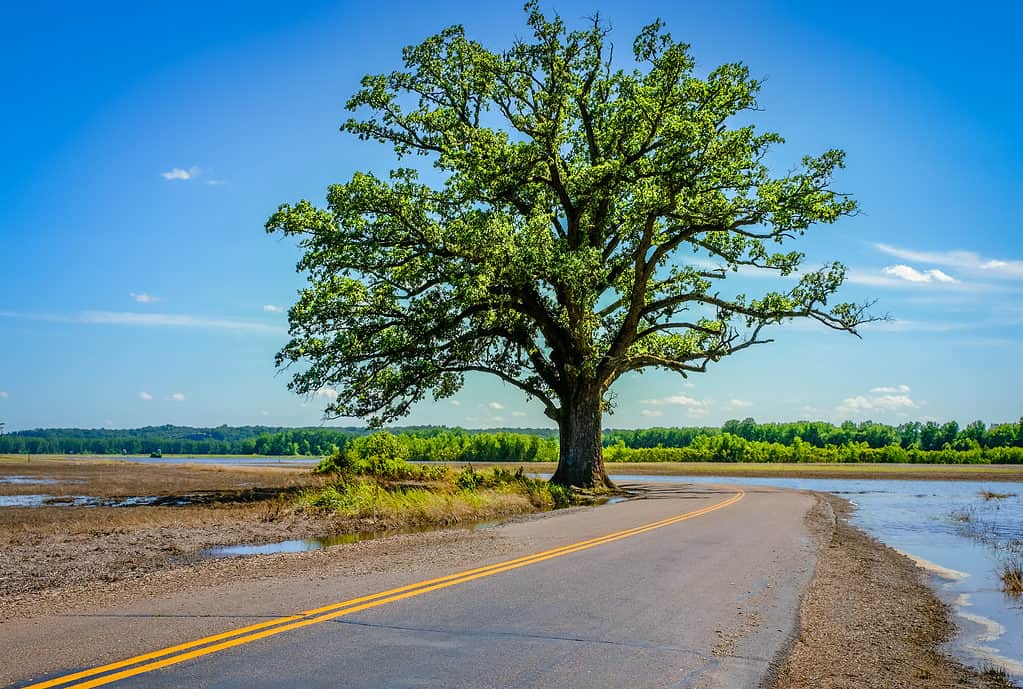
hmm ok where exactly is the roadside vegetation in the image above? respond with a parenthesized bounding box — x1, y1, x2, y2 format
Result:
(5, 418, 1023, 464)
(297, 433, 572, 526)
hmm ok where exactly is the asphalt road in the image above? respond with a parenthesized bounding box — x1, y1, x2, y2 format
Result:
(4, 483, 818, 689)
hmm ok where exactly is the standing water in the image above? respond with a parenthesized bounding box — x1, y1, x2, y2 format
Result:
(610, 474, 1023, 682)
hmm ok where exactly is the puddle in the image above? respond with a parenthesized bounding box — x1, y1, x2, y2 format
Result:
(202, 518, 517, 559)
(0, 476, 60, 485)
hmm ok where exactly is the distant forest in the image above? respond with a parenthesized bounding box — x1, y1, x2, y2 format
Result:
(2, 419, 1022, 464)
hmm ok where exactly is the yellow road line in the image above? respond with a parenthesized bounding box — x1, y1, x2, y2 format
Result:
(23, 490, 743, 689)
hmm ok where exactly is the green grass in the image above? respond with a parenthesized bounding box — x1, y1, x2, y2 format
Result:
(297, 461, 573, 526)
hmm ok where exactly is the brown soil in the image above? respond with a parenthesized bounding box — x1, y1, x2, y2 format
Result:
(773, 494, 1017, 689)
(0, 460, 536, 620)
(0, 456, 317, 497)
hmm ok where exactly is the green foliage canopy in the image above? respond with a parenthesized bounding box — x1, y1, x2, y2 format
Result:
(268, 4, 875, 429)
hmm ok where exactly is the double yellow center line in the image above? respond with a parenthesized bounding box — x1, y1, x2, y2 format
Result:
(23, 490, 743, 689)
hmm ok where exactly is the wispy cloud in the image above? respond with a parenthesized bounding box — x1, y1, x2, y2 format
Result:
(729, 399, 753, 408)
(511, 410, 527, 417)
(139, 391, 153, 401)
(448, 399, 461, 406)
(882, 265, 957, 284)
(870, 384, 910, 394)
(169, 392, 185, 402)
(875, 243, 1023, 279)
(314, 388, 338, 399)
(82, 311, 278, 331)
(0, 310, 280, 333)
(846, 268, 984, 291)
(161, 166, 201, 181)
(640, 394, 707, 408)
(859, 319, 967, 333)
(488, 401, 504, 410)
(640, 409, 663, 417)
(130, 292, 160, 303)
(0, 391, 8, 399)
(262, 304, 284, 313)
(206, 179, 226, 186)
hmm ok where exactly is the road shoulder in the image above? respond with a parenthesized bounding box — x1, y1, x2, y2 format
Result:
(773, 493, 1017, 689)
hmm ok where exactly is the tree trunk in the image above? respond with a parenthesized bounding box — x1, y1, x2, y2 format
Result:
(551, 387, 614, 489)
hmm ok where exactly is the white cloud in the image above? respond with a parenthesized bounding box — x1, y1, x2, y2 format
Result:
(0, 391, 8, 398)
(491, 416, 505, 422)
(130, 292, 160, 303)
(488, 401, 504, 410)
(640, 409, 663, 417)
(875, 243, 1023, 279)
(169, 393, 185, 402)
(729, 399, 753, 408)
(448, 399, 461, 406)
(139, 391, 153, 401)
(161, 166, 200, 181)
(640, 394, 707, 408)
(262, 304, 284, 313)
(882, 264, 958, 284)
(870, 384, 910, 394)
(261, 410, 269, 416)
(206, 179, 226, 186)
(511, 411, 527, 417)
(314, 388, 338, 399)
(837, 385, 918, 418)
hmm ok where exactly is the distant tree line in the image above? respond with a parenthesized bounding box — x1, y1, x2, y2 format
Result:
(1, 419, 1022, 463)
(604, 418, 1023, 452)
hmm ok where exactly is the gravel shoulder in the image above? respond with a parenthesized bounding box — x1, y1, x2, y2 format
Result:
(773, 493, 1017, 689)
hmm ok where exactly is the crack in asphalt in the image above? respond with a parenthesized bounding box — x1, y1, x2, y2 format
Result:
(330, 616, 769, 664)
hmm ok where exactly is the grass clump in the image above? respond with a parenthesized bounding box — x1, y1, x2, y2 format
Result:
(1001, 558, 1023, 597)
(316, 432, 448, 481)
(979, 490, 1017, 501)
(456, 465, 574, 508)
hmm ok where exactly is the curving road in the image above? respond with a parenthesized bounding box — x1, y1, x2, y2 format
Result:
(4, 483, 818, 689)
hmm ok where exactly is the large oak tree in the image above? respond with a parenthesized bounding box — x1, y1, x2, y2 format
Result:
(268, 4, 875, 488)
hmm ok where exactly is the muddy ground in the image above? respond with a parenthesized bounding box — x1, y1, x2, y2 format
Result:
(0, 459, 534, 619)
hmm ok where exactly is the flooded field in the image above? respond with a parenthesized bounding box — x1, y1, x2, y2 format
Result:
(612, 474, 1023, 683)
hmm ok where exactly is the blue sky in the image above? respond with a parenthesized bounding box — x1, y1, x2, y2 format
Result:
(1, 0, 1021, 431)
